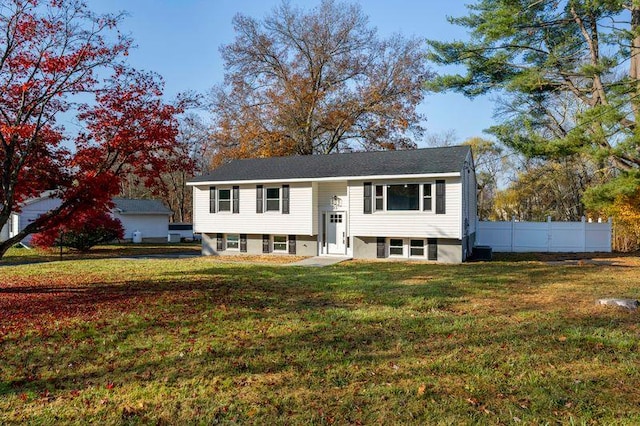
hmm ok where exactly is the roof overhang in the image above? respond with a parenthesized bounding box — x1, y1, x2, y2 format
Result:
(187, 172, 461, 186)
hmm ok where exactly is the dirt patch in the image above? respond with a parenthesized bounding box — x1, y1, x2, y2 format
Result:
(204, 254, 309, 265)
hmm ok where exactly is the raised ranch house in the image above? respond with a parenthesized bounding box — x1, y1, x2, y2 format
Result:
(189, 146, 477, 263)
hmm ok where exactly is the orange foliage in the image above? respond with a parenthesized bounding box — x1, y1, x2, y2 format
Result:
(608, 190, 640, 252)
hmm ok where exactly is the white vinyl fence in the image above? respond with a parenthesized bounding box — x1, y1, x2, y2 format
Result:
(476, 217, 612, 253)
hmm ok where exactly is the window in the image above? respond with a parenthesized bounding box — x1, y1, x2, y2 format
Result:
(410, 239, 425, 257)
(387, 184, 419, 210)
(226, 234, 239, 250)
(389, 238, 404, 256)
(423, 184, 432, 211)
(218, 189, 231, 212)
(329, 213, 343, 223)
(266, 188, 280, 211)
(375, 185, 384, 211)
(273, 235, 287, 251)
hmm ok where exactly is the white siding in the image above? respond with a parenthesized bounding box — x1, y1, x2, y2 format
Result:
(0, 222, 7, 241)
(317, 182, 348, 211)
(193, 182, 314, 235)
(348, 177, 462, 239)
(462, 151, 478, 236)
(114, 213, 169, 240)
(18, 196, 62, 243)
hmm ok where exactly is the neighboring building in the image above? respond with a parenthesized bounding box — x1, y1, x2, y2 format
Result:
(0, 195, 172, 244)
(1, 190, 61, 244)
(188, 146, 477, 263)
(112, 198, 173, 242)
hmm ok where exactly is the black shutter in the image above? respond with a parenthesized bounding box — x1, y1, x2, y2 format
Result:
(282, 185, 290, 214)
(435, 180, 446, 214)
(364, 182, 372, 214)
(288, 235, 296, 254)
(232, 186, 239, 214)
(216, 233, 224, 251)
(240, 234, 247, 252)
(262, 234, 270, 253)
(256, 185, 263, 213)
(376, 237, 386, 258)
(209, 186, 216, 213)
(423, 184, 432, 211)
(428, 238, 438, 261)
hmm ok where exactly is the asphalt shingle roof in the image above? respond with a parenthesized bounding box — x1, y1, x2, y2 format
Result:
(190, 145, 471, 183)
(112, 198, 172, 215)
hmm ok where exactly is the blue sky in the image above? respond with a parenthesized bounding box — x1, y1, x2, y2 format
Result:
(87, 0, 496, 146)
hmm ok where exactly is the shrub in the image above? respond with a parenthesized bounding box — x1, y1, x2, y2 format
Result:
(31, 210, 124, 252)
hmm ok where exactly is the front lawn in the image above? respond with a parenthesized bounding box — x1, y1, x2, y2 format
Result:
(1, 255, 639, 424)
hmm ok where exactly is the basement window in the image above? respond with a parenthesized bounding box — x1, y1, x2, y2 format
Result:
(389, 238, 404, 256)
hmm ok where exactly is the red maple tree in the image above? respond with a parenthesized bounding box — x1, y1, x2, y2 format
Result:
(0, 0, 186, 257)
(31, 209, 124, 252)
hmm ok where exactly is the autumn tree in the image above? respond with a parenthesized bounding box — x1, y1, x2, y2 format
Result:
(31, 209, 124, 252)
(426, 0, 640, 209)
(118, 113, 210, 223)
(0, 0, 182, 258)
(209, 0, 430, 164)
(463, 137, 508, 220)
(492, 156, 603, 221)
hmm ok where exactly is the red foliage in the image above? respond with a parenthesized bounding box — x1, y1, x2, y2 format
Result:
(0, 0, 185, 255)
(31, 209, 124, 251)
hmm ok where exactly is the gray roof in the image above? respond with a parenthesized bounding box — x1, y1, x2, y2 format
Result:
(112, 198, 172, 215)
(190, 145, 471, 183)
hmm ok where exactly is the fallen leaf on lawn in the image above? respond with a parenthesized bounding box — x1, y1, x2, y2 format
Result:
(418, 384, 427, 396)
(558, 336, 567, 342)
(466, 397, 479, 406)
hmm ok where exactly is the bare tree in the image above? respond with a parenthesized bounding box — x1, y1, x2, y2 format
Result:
(209, 0, 430, 165)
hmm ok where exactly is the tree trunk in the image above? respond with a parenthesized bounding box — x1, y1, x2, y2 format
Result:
(630, 5, 640, 124)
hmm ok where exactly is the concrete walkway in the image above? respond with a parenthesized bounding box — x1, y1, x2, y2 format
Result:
(288, 256, 352, 267)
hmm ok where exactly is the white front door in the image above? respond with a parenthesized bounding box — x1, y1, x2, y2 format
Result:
(327, 212, 346, 254)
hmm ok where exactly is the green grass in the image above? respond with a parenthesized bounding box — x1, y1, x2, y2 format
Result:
(1, 243, 200, 265)
(1, 253, 639, 424)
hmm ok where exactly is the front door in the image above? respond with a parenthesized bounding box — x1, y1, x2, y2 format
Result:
(327, 212, 346, 254)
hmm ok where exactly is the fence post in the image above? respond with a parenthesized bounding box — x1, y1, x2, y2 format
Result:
(547, 216, 552, 252)
(607, 217, 613, 252)
(511, 216, 515, 252)
(581, 216, 586, 252)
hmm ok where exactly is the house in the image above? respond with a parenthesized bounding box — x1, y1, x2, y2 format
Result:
(111, 198, 173, 242)
(1, 195, 172, 244)
(188, 145, 477, 263)
(1, 190, 60, 244)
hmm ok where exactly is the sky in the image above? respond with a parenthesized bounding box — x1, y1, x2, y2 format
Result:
(87, 0, 496, 146)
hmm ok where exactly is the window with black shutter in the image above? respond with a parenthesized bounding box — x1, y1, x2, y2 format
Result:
(364, 182, 372, 214)
(376, 237, 386, 258)
(282, 185, 290, 214)
(232, 186, 239, 213)
(288, 235, 296, 254)
(216, 233, 224, 251)
(262, 234, 270, 253)
(209, 186, 216, 213)
(256, 185, 263, 213)
(435, 180, 446, 214)
(240, 234, 247, 252)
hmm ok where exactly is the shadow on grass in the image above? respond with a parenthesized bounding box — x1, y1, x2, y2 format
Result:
(1, 259, 638, 411)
